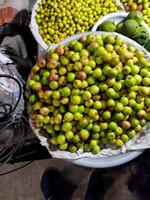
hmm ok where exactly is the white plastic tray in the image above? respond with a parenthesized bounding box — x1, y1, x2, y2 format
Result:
(28, 31, 150, 168)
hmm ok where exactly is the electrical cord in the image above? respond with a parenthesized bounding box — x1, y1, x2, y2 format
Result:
(0, 74, 35, 174)
(0, 160, 33, 176)
(0, 116, 31, 166)
(0, 75, 21, 165)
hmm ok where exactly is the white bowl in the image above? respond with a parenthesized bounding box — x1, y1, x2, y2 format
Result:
(37, 31, 149, 168)
(92, 12, 150, 35)
(30, 0, 49, 50)
(72, 151, 143, 168)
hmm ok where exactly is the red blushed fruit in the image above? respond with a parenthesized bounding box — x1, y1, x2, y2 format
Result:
(137, 4, 143, 11)
(124, 52, 133, 61)
(37, 58, 46, 68)
(55, 45, 65, 55)
(122, 121, 131, 130)
(124, 5, 130, 12)
(49, 74, 59, 81)
(47, 58, 57, 69)
(77, 71, 87, 80)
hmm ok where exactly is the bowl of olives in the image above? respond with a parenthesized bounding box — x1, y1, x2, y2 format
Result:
(30, 0, 121, 49)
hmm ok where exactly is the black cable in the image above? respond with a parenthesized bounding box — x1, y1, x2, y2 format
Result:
(0, 74, 36, 175)
(11, 118, 29, 158)
(0, 74, 25, 167)
(0, 117, 31, 163)
(11, 150, 37, 160)
(0, 120, 24, 165)
(0, 160, 33, 176)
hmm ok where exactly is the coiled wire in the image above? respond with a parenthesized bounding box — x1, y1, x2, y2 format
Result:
(0, 74, 32, 172)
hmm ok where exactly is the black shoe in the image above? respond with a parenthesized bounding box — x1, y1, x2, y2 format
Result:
(40, 168, 67, 200)
(85, 170, 105, 200)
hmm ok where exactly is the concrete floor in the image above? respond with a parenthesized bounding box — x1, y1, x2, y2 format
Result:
(0, 158, 135, 200)
(0, 159, 90, 200)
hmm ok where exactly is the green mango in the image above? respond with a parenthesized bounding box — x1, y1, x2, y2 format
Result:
(133, 26, 149, 46)
(127, 10, 143, 25)
(116, 21, 124, 34)
(136, 26, 149, 38)
(122, 19, 139, 38)
(98, 20, 116, 32)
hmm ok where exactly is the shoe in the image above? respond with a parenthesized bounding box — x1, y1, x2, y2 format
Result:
(85, 170, 105, 200)
(40, 168, 66, 200)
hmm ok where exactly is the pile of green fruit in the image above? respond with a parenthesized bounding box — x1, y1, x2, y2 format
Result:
(98, 11, 150, 49)
(35, 0, 120, 46)
(120, 0, 150, 27)
(27, 33, 150, 154)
